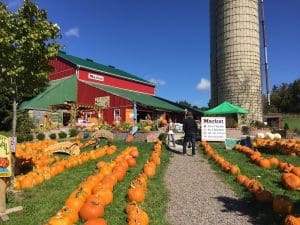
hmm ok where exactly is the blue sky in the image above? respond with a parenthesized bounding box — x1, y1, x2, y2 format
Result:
(4, 0, 300, 107)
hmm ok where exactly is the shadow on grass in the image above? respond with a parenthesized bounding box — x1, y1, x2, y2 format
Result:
(215, 196, 284, 225)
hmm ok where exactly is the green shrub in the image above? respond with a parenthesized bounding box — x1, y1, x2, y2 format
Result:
(69, 128, 79, 137)
(17, 133, 33, 143)
(16, 111, 35, 134)
(284, 122, 289, 130)
(49, 133, 57, 140)
(27, 134, 34, 142)
(58, 131, 67, 139)
(36, 132, 45, 140)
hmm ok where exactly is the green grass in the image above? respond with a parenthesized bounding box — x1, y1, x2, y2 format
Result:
(5, 141, 171, 225)
(199, 143, 300, 225)
(282, 114, 300, 134)
(0, 131, 9, 137)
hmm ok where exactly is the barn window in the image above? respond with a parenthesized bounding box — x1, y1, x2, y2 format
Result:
(114, 109, 121, 121)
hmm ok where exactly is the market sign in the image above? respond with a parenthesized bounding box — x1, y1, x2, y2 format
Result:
(0, 135, 12, 177)
(88, 73, 104, 81)
(95, 96, 110, 108)
(201, 117, 226, 142)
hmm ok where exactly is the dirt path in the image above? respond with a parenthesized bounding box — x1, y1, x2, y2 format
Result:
(164, 143, 261, 225)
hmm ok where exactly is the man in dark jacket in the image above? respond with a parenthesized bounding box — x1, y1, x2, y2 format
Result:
(183, 111, 198, 156)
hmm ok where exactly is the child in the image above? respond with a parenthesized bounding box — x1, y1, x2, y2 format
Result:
(167, 118, 176, 147)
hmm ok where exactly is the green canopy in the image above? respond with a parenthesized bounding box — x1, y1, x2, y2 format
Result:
(204, 101, 248, 115)
(19, 75, 77, 110)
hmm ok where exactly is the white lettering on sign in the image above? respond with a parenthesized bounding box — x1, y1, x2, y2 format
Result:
(201, 117, 226, 142)
(88, 73, 104, 81)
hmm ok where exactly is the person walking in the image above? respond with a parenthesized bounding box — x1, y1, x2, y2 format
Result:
(167, 118, 176, 147)
(183, 111, 197, 156)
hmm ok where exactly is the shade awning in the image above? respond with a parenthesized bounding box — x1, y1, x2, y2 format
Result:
(204, 101, 248, 115)
(19, 75, 77, 110)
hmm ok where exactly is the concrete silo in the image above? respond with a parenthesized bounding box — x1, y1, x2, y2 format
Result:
(210, 0, 263, 122)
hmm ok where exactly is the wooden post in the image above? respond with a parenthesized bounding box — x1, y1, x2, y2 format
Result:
(0, 179, 6, 213)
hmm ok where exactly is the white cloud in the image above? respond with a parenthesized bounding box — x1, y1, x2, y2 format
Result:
(65, 27, 80, 38)
(196, 78, 210, 91)
(149, 78, 166, 86)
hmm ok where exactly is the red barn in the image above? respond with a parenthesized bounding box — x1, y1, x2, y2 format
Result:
(21, 51, 185, 127)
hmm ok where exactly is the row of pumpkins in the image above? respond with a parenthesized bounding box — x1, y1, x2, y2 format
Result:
(200, 141, 300, 225)
(45, 140, 162, 225)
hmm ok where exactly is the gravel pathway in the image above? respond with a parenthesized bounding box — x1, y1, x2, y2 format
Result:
(164, 147, 261, 225)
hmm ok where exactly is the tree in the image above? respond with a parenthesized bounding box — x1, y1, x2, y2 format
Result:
(176, 100, 192, 109)
(0, 0, 60, 136)
(267, 79, 300, 114)
(290, 79, 300, 113)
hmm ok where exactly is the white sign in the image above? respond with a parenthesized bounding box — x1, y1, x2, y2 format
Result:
(95, 96, 110, 108)
(9, 136, 17, 153)
(201, 117, 226, 141)
(88, 73, 104, 81)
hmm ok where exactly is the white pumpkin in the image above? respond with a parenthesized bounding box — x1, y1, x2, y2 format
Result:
(274, 133, 281, 140)
(265, 132, 275, 140)
(256, 132, 265, 139)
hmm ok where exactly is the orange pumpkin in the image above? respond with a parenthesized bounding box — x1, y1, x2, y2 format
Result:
(79, 200, 104, 221)
(65, 189, 88, 212)
(236, 174, 247, 184)
(273, 195, 294, 215)
(282, 173, 300, 191)
(112, 166, 126, 181)
(160, 119, 167, 126)
(125, 134, 134, 143)
(291, 167, 300, 177)
(57, 206, 79, 223)
(258, 158, 271, 169)
(90, 188, 113, 206)
(283, 215, 300, 225)
(128, 184, 146, 203)
(144, 163, 156, 177)
(268, 156, 279, 167)
(84, 218, 107, 225)
(47, 214, 73, 225)
(130, 148, 139, 158)
(229, 165, 240, 175)
(127, 157, 137, 167)
(101, 174, 118, 190)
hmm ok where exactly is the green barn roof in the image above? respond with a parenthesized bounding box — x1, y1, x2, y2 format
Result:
(58, 51, 154, 86)
(20, 76, 184, 113)
(81, 80, 185, 112)
(20, 75, 77, 110)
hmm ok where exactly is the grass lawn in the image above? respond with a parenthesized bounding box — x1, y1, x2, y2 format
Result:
(4, 138, 300, 225)
(0, 131, 9, 137)
(200, 143, 300, 225)
(5, 141, 172, 225)
(282, 114, 300, 134)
